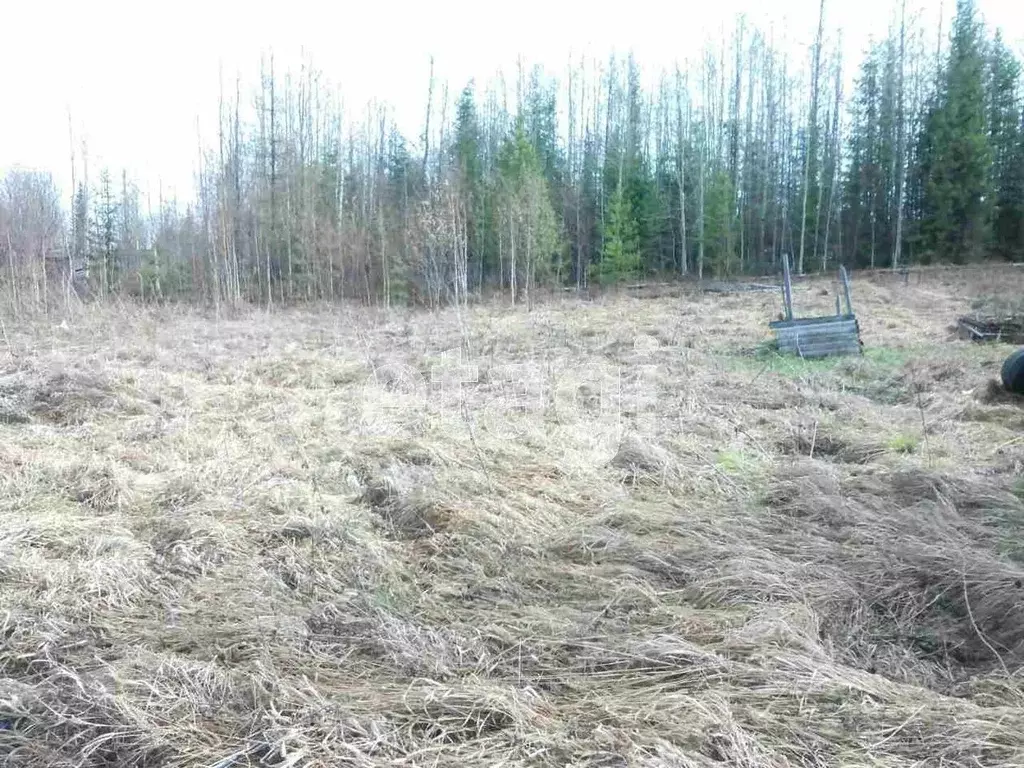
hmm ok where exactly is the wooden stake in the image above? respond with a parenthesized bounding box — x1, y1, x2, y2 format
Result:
(781, 253, 794, 321)
(839, 265, 853, 316)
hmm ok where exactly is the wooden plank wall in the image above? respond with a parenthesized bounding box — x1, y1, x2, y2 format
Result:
(773, 318, 861, 358)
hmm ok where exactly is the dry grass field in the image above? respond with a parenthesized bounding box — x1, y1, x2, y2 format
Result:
(2, 265, 1024, 767)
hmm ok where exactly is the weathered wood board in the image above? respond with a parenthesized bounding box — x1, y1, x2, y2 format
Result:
(769, 255, 862, 359)
(956, 315, 1024, 345)
(769, 316, 862, 358)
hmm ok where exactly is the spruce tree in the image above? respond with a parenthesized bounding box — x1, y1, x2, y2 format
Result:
(599, 182, 642, 283)
(845, 46, 883, 267)
(920, 0, 992, 262)
(89, 169, 119, 294)
(988, 33, 1023, 259)
(705, 170, 736, 275)
(497, 120, 562, 301)
(452, 84, 486, 282)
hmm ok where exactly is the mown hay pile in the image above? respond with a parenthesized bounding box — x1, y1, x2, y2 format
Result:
(1, 268, 1024, 766)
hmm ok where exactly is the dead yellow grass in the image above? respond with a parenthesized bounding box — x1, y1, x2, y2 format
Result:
(1, 265, 1024, 766)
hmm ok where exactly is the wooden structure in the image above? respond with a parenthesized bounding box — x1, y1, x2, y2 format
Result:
(769, 255, 862, 359)
(956, 315, 1024, 345)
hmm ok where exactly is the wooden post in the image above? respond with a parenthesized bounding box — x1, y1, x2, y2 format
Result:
(835, 294, 841, 317)
(839, 265, 853, 316)
(781, 253, 794, 321)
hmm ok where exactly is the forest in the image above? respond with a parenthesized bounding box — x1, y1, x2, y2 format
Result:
(0, 0, 1021, 309)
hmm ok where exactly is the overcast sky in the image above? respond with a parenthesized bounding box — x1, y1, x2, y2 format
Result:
(2, 0, 1021, 205)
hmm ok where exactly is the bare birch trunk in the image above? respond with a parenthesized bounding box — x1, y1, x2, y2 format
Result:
(675, 67, 688, 276)
(892, 0, 907, 271)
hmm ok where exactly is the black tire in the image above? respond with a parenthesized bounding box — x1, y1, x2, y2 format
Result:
(1002, 348, 1024, 395)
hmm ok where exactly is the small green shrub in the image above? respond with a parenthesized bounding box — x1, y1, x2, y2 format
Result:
(886, 434, 918, 454)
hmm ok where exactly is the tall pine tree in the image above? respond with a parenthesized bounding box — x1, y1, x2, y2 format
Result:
(920, 0, 992, 262)
(988, 33, 1024, 259)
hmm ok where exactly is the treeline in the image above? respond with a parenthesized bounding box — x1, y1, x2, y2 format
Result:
(0, 0, 1021, 310)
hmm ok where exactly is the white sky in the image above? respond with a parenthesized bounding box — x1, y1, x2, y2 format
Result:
(2, 0, 1021, 206)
